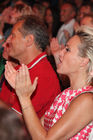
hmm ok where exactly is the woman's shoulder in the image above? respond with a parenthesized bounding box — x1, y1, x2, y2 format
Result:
(72, 91, 93, 112)
(77, 86, 93, 103)
(68, 91, 93, 120)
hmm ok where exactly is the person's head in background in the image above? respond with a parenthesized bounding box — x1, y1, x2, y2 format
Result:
(0, 1, 33, 25)
(0, 0, 25, 23)
(74, 0, 83, 9)
(2, 4, 33, 62)
(14, 0, 25, 5)
(32, 3, 46, 20)
(76, 4, 92, 23)
(60, 3, 76, 24)
(44, 7, 60, 39)
(0, 107, 30, 140)
(80, 14, 93, 27)
(2, 3, 33, 62)
(9, 3, 33, 25)
(41, 0, 50, 8)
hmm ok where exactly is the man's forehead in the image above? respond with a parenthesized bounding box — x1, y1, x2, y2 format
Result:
(82, 16, 92, 21)
(13, 20, 23, 31)
(80, 6, 90, 12)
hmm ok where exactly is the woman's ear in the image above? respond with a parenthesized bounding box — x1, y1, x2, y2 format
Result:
(26, 34, 34, 47)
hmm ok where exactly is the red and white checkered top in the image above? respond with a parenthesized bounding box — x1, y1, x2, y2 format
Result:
(44, 86, 93, 140)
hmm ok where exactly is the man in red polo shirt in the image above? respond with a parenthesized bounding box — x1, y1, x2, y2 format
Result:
(0, 15, 60, 118)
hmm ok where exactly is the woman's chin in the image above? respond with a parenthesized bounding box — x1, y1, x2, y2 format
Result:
(57, 68, 62, 74)
(57, 67, 66, 75)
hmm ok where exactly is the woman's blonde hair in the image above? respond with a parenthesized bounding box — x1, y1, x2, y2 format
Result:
(76, 26, 93, 85)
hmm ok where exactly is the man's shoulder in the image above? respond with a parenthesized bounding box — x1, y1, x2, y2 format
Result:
(65, 19, 75, 30)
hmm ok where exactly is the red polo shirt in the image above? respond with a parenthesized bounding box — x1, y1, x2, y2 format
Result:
(0, 52, 61, 118)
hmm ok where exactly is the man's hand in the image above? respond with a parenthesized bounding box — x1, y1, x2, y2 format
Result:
(15, 64, 38, 100)
(5, 61, 17, 89)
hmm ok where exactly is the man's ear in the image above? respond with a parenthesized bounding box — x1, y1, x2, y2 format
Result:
(25, 34, 34, 47)
(80, 57, 89, 67)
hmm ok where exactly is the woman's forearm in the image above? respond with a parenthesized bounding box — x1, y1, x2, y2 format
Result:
(19, 97, 47, 140)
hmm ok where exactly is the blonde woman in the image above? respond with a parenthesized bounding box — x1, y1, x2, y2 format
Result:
(5, 26, 93, 139)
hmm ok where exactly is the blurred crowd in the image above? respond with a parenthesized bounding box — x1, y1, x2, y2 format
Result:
(0, 0, 93, 89)
(0, 0, 93, 140)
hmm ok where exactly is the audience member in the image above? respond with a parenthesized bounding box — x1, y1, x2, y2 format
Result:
(5, 26, 93, 139)
(57, 2, 76, 45)
(74, 4, 93, 33)
(44, 7, 60, 40)
(41, 0, 50, 8)
(32, 3, 46, 20)
(76, 4, 92, 23)
(48, 2, 76, 89)
(0, 3, 33, 39)
(1, 3, 33, 61)
(0, 3, 33, 89)
(80, 14, 93, 27)
(0, 6, 12, 39)
(0, 15, 61, 118)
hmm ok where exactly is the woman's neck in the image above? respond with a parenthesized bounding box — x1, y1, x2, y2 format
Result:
(69, 71, 89, 90)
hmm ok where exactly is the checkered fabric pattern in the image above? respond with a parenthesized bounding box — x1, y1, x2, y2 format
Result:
(44, 86, 93, 139)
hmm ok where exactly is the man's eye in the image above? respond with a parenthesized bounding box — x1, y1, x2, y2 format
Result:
(65, 47, 70, 52)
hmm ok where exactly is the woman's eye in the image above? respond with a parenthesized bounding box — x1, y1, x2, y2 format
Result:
(65, 47, 70, 52)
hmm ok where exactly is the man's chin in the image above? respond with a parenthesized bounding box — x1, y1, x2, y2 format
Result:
(2, 53, 8, 60)
(60, 18, 64, 22)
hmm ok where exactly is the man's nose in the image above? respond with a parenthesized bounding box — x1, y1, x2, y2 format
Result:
(2, 41, 7, 48)
(2, 35, 11, 48)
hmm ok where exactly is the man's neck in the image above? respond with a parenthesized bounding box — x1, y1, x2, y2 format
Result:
(64, 18, 73, 25)
(19, 50, 42, 65)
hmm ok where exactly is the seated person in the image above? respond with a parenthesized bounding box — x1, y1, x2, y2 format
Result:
(0, 15, 61, 118)
(5, 25, 93, 139)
